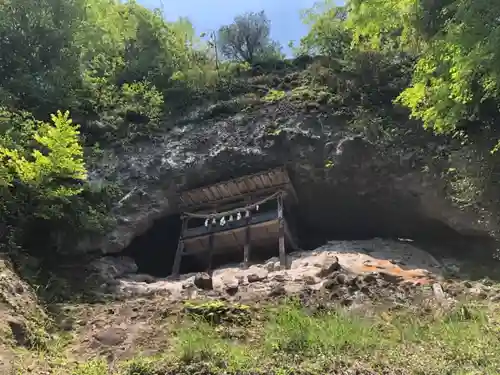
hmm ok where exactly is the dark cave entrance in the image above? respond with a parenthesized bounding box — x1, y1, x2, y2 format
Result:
(120, 215, 288, 277)
(121, 214, 184, 277)
(120, 176, 498, 278)
(121, 193, 300, 277)
(120, 203, 497, 278)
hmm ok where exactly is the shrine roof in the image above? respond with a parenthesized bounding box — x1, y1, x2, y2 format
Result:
(179, 167, 296, 210)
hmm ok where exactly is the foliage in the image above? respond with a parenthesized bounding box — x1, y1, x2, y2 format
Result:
(0, 0, 225, 257)
(183, 300, 251, 325)
(344, 0, 500, 137)
(262, 89, 287, 103)
(0, 108, 119, 255)
(0, 0, 298, 259)
(0, 110, 86, 196)
(2, 0, 498, 267)
(300, 1, 351, 58)
(0, 0, 85, 116)
(217, 11, 284, 64)
(22, 300, 499, 374)
(166, 301, 500, 373)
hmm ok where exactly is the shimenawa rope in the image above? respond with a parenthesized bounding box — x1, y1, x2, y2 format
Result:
(183, 191, 282, 219)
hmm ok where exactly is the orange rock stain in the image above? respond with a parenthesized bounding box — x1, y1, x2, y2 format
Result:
(356, 259, 434, 285)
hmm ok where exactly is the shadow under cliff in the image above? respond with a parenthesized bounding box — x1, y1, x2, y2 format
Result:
(120, 182, 499, 278)
(121, 214, 184, 277)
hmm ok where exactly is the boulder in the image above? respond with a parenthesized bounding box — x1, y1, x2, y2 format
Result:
(225, 281, 239, 296)
(7, 319, 29, 347)
(316, 255, 341, 278)
(90, 256, 138, 280)
(194, 273, 213, 290)
(247, 268, 268, 283)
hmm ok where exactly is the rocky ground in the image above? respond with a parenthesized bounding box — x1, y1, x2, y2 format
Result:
(2, 238, 500, 374)
(93, 238, 465, 302)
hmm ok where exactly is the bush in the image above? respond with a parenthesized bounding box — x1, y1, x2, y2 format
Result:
(0, 109, 119, 256)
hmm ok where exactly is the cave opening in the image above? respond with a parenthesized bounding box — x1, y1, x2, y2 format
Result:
(120, 202, 497, 278)
(120, 212, 299, 277)
(121, 214, 183, 277)
(119, 170, 498, 278)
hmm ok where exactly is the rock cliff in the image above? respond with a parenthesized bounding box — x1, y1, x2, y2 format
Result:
(81, 65, 500, 262)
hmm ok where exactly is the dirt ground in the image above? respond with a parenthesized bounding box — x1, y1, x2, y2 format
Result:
(2, 238, 500, 374)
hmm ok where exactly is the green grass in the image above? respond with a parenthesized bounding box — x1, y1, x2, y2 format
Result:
(161, 300, 500, 374)
(11, 300, 500, 375)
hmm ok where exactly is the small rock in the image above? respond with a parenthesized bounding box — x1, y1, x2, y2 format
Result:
(463, 281, 473, 288)
(268, 285, 286, 297)
(94, 327, 127, 346)
(482, 278, 494, 287)
(379, 272, 403, 284)
(182, 279, 195, 289)
(225, 284, 239, 296)
(8, 319, 29, 346)
(349, 275, 365, 287)
(490, 293, 500, 302)
(224, 279, 239, 295)
(316, 256, 340, 278)
(362, 273, 379, 284)
(432, 283, 446, 301)
(340, 296, 354, 307)
(335, 273, 348, 285)
(303, 275, 319, 285)
(194, 273, 213, 290)
(265, 262, 275, 272)
(60, 319, 74, 331)
(247, 270, 268, 283)
(272, 274, 287, 282)
(468, 287, 487, 299)
(323, 279, 337, 290)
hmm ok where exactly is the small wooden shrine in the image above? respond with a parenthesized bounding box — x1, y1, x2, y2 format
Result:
(171, 167, 298, 277)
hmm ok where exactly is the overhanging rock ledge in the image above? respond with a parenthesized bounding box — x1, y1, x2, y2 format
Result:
(78, 102, 499, 256)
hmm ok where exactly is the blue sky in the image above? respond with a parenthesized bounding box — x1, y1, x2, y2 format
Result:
(137, 0, 320, 54)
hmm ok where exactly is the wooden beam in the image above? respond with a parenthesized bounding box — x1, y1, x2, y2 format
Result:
(171, 217, 188, 277)
(277, 193, 287, 269)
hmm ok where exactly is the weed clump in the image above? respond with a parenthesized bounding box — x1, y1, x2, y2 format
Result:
(183, 300, 251, 325)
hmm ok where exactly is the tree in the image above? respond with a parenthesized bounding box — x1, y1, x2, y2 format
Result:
(299, 2, 351, 58)
(217, 11, 283, 64)
(0, 0, 220, 255)
(345, 0, 500, 136)
(0, 0, 86, 116)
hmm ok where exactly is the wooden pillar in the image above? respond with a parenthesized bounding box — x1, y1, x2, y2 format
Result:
(243, 197, 251, 269)
(206, 210, 217, 275)
(243, 223, 251, 269)
(172, 216, 188, 277)
(277, 193, 287, 269)
(207, 231, 215, 275)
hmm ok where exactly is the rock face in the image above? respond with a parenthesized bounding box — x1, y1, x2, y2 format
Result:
(0, 255, 51, 374)
(82, 96, 499, 256)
